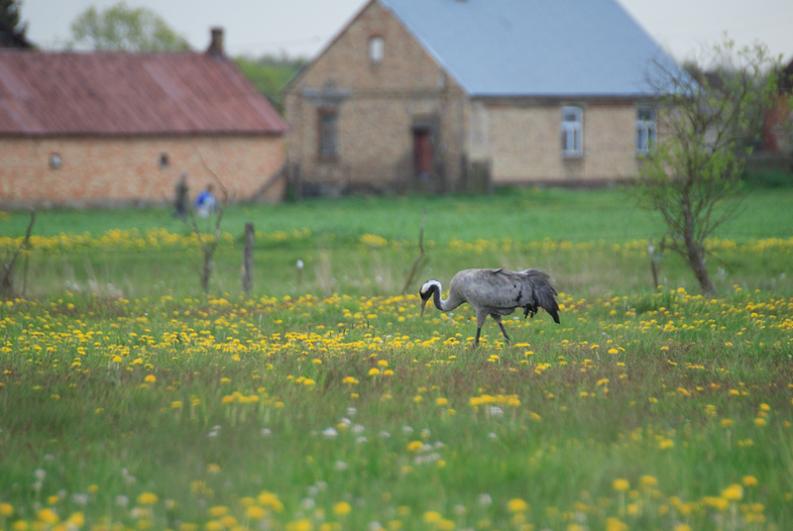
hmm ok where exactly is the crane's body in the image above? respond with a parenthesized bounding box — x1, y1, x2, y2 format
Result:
(420, 268, 560, 346)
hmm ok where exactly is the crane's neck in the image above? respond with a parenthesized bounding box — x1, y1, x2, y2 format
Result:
(431, 284, 447, 311)
(431, 283, 462, 312)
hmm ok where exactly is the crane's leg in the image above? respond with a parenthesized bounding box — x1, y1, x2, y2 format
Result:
(474, 311, 487, 347)
(491, 314, 511, 344)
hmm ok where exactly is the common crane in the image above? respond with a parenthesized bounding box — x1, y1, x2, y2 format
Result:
(419, 268, 560, 346)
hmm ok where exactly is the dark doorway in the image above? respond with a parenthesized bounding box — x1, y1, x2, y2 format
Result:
(413, 127, 433, 177)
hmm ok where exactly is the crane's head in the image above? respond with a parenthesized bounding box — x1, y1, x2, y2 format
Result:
(419, 280, 441, 316)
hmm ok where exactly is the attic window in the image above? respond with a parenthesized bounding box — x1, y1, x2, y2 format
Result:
(49, 153, 62, 170)
(369, 36, 384, 64)
(159, 153, 170, 168)
(561, 106, 583, 158)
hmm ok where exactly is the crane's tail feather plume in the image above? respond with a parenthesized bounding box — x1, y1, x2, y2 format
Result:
(521, 269, 560, 324)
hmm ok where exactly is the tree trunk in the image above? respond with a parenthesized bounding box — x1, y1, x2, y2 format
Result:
(683, 232, 716, 295)
(242, 222, 254, 296)
(201, 251, 213, 294)
(681, 182, 716, 296)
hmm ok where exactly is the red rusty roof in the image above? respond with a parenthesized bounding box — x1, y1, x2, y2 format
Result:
(0, 50, 287, 136)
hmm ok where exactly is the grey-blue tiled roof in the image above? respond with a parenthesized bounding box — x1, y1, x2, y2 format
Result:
(380, 0, 679, 97)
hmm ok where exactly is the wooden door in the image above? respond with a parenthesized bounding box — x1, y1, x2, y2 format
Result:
(413, 128, 433, 176)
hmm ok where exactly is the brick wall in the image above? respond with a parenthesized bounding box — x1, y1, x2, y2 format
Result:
(285, 0, 469, 193)
(476, 100, 645, 183)
(0, 135, 285, 207)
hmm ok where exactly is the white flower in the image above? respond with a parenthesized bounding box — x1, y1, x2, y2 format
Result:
(322, 427, 338, 439)
(260, 428, 272, 438)
(478, 493, 492, 506)
(486, 406, 504, 417)
(34, 468, 46, 480)
(115, 495, 129, 507)
(301, 498, 315, 510)
(334, 460, 349, 471)
(72, 493, 89, 506)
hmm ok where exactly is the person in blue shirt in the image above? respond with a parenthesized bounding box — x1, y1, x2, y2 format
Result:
(195, 184, 216, 218)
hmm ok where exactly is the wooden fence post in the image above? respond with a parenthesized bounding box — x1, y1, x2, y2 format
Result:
(242, 223, 254, 295)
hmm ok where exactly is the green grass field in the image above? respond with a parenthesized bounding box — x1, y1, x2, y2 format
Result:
(1, 188, 792, 530)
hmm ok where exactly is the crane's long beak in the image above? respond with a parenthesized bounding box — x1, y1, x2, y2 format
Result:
(420, 297, 429, 317)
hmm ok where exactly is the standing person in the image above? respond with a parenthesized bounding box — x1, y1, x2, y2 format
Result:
(195, 184, 216, 218)
(174, 172, 189, 219)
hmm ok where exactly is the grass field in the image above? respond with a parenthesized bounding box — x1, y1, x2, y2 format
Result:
(1, 188, 792, 530)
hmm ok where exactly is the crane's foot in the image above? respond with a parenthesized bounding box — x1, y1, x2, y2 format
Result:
(496, 320, 511, 344)
(472, 327, 481, 348)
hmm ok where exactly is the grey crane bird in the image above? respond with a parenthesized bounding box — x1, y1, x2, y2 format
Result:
(419, 268, 560, 346)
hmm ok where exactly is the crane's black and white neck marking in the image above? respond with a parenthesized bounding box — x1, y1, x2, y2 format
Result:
(419, 280, 444, 314)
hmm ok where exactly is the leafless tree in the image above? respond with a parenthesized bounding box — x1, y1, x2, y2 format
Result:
(401, 211, 428, 294)
(1, 211, 35, 298)
(637, 40, 784, 295)
(189, 153, 229, 294)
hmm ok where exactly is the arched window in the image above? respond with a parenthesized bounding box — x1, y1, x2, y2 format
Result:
(369, 36, 384, 64)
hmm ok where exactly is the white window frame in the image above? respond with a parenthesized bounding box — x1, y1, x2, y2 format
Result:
(368, 36, 384, 65)
(636, 106, 657, 155)
(561, 106, 583, 158)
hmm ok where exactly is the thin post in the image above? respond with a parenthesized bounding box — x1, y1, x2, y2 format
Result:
(296, 259, 304, 290)
(242, 222, 254, 295)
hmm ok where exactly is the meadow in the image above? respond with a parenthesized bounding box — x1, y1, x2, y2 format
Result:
(0, 187, 792, 530)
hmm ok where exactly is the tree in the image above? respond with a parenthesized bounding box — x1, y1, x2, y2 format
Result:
(70, 1, 189, 52)
(637, 41, 783, 295)
(235, 54, 307, 111)
(0, 0, 32, 48)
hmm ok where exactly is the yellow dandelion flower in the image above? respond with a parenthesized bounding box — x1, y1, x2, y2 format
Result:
(257, 491, 284, 512)
(742, 475, 758, 487)
(143, 374, 156, 383)
(721, 484, 743, 501)
(246, 505, 267, 520)
(406, 440, 423, 452)
(333, 501, 351, 517)
(703, 496, 729, 511)
(639, 475, 658, 488)
(37, 508, 59, 524)
(423, 511, 442, 524)
(136, 492, 158, 506)
(286, 519, 313, 531)
(208, 506, 228, 517)
(0, 503, 13, 517)
(506, 498, 528, 513)
(66, 512, 85, 527)
(612, 478, 630, 492)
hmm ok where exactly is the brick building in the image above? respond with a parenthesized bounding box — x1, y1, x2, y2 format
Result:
(0, 29, 287, 207)
(285, 0, 681, 194)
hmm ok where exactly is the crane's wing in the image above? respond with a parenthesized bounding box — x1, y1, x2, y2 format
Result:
(517, 269, 560, 323)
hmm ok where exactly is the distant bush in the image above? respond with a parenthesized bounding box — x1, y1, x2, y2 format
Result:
(743, 168, 793, 188)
